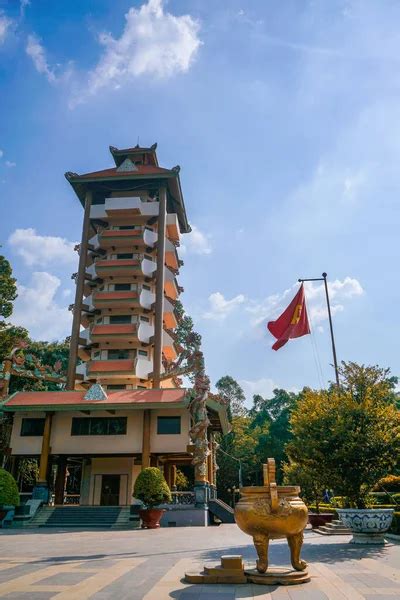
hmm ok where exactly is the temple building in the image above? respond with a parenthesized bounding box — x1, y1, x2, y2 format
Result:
(1, 144, 229, 514)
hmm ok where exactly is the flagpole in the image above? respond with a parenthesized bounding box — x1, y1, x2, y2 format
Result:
(298, 273, 340, 387)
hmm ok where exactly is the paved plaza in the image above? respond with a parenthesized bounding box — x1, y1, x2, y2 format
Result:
(0, 525, 399, 599)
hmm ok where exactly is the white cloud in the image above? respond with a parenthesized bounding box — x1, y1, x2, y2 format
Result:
(304, 277, 364, 325)
(11, 272, 72, 341)
(0, 15, 12, 44)
(203, 292, 246, 320)
(26, 34, 56, 82)
(0, 149, 3, 158)
(8, 228, 77, 267)
(5, 160, 16, 168)
(246, 277, 363, 330)
(75, 0, 201, 104)
(181, 225, 212, 255)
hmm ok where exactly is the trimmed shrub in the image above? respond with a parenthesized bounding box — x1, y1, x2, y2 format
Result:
(0, 469, 19, 507)
(373, 475, 400, 492)
(133, 467, 171, 508)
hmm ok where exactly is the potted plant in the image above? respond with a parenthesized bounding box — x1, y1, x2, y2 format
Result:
(287, 362, 400, 544)
(0, 468, 20, 527)
(283, 460, 335, 529)
(133, 467, 172, 529)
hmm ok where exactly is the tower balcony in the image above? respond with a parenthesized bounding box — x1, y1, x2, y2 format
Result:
(92, 290, 139, 309)
(166, 213, 180, 242)
(90, 197, 159, 220)
(79, 321, 155, 347)
(89, 228, 158, 250)
(164, 268, 179, 300)
(86, 256, 156, 279)
(163, 330, 178, 361)
(90, 324, 137, 344)
(165, 239, 179, 271)
(76, 357, 153, 381)
(163, 298, 178, 329)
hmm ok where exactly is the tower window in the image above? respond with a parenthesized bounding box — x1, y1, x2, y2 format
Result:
(110, 315, 131, 324)
(138, 350, 148, 357)
(117, 253, 133, 259)
(114, 283, 131, 291)
(108, 349, 130, 359)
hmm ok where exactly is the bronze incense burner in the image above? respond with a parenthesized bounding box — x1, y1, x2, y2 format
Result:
(234, 458, 308, 574)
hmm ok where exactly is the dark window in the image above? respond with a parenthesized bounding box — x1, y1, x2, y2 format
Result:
(92, 197, 106, 205)
(138, 350, 148, 357)
(107, 384, 126, 390)
(71, 417, 127, 436)
(157, 416, 181, 435)
(118, 225, 136, 230)
(114, 284, 131, 291)
(140, 316, 150, 322)
(108, 349, 129, 360)
(144, 254, 153, 260)
(142, 284, 151, 291)
(117, 253, 133, 259)
(20, 418, 45, 436)
(110, 315, 131, 324)
(137, 385, 147, 389)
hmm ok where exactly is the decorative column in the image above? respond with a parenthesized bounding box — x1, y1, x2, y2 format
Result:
(33, 412, 53, 502)
(153, 186, 167, 388)
(67, 190, 93, 389)
(189, 356, 211, 508)
(171, 464, 177, 491)
(54, 457, 67, 505)
(141, 409, 151, 470)
(0, 356, 12, 399)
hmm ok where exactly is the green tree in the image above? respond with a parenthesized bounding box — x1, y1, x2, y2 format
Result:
(216, 375, 247, 417)
(216, 415, 263, 502)
(286, 362, 400, 508)
(0, 254, 17, 320)
(249, 388, 299, 482)
(0, 323, 29, 362)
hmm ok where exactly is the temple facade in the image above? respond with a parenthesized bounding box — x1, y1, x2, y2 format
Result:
(2, 144, 228, 508)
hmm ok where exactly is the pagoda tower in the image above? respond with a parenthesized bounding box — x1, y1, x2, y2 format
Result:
(65, 144, 189, 391)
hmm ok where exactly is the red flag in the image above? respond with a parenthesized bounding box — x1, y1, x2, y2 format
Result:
(267, 284, 310, 351)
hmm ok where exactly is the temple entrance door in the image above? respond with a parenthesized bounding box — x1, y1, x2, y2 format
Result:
(100, 475, 120, 505)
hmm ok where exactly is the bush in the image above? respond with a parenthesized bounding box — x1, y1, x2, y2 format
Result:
(0, 468, 19, 507)
(133, 467, 171, 508)
(373, 475, 400, 492)
(390, 512, 400, 535)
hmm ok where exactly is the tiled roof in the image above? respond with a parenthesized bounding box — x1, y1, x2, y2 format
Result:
(74, 165, 172, 179)
(3, 388, 187, 408)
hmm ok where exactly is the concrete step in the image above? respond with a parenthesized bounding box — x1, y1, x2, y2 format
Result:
(29, 506, 138, 530)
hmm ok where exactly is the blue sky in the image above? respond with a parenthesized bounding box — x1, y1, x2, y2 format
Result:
(1, 0, 399, 403)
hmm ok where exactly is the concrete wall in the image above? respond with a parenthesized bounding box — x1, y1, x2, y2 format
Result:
(10, 408, 191, 456)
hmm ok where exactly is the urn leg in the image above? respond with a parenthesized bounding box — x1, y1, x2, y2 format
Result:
(287, 532, 307, 571)
(253, 534, 269, 573)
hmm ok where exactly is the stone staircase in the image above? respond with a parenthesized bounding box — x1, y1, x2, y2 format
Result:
(314, 519, 351, 535)
(28, 506, 139, 529)
(208, 499, 235, 524)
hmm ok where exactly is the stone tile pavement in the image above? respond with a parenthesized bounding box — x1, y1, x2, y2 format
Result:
(0, 525, 399, 599)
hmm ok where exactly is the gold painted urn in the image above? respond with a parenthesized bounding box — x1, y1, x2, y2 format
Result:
(234, 459, 308, 574)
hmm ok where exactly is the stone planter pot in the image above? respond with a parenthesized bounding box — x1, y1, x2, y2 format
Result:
(308, 513, 334, 529)
(336, 508, 394, 544)
(139, 508, 166, 529)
